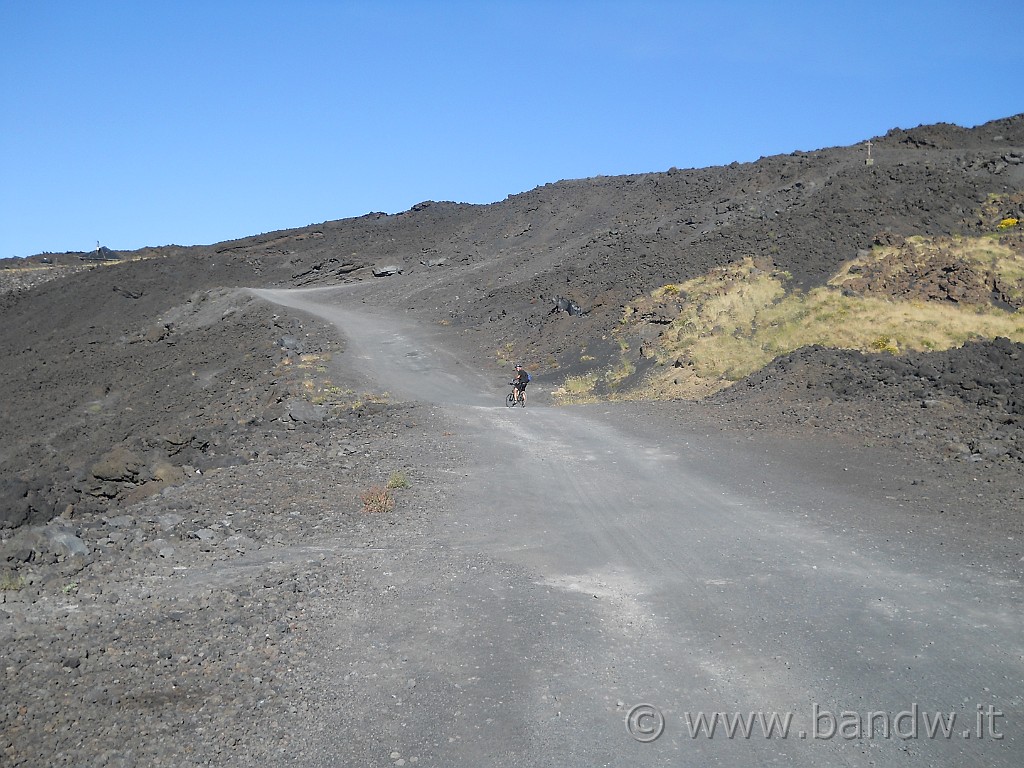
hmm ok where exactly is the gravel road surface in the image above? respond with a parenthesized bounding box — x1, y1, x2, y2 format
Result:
(250, 287, 1023, 767)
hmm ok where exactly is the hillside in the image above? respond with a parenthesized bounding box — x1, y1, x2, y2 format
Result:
(3, 114, 1024, 766)
(1, 113, 1023, 529)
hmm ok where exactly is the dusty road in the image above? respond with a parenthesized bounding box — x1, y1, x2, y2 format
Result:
(253, 287, 1023, 767)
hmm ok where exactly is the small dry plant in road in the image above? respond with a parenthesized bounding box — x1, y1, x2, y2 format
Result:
(360, 485, 396, 514)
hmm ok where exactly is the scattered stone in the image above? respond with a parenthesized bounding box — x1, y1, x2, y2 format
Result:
(222, 534, 256, 552)
(278, 334, 303, 353)
(156, 513, 185, 531)
(285, 399, 327, 424)
(31, 521, 90, 558)
(144, 539, 176, 558)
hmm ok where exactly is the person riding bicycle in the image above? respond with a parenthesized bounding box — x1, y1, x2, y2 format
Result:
(511, 364, 530, 405)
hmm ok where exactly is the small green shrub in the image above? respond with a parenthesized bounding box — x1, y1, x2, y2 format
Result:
(386, 471, 409, 489)
(654, 283, 682, 297)
(870, 335, 900, 354)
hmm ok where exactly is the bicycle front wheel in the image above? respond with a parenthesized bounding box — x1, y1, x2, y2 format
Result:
(506, 392, 516, 407)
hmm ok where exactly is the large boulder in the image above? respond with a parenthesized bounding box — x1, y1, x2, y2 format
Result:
(0, 477, 58, 529)
(0, 478, 31, 529)
(550, 295, 585, 316)
(90, 446, 144, 483)
(285, 398, 327, 424)
(26, 520, 89, 558)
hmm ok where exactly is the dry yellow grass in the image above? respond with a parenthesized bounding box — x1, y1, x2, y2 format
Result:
(559, 231, 1024, 403)
(551, 372, 601, 404)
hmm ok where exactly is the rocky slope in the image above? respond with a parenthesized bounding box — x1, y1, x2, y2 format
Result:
(1, 113, 1022, 531)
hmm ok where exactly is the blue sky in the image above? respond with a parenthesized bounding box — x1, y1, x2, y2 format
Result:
(2, 1, 1021, 258)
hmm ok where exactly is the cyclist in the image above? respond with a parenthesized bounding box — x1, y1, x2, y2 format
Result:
(511, 364, 530, 406)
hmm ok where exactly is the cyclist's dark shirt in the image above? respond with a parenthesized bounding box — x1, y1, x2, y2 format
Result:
(514, 370, 529, 390)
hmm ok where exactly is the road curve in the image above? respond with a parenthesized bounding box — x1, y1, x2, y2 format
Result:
(252, 287, 1023, 767)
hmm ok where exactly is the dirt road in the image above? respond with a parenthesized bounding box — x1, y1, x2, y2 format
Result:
(253, 287, 1023, 767)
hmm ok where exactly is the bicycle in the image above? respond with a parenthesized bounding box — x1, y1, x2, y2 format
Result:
(506, 382, 526, 407)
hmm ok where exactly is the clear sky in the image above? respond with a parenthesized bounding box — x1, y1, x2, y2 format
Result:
(2, 1, 1021, 258)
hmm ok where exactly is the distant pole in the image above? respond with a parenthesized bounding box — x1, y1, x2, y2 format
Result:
(865, 140, 874, 166)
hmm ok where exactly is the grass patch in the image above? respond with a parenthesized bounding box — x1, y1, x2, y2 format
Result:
(296, 353, 331, 375)
(273, 346, 392, 412)
(604, 358, 636, 388)
(552, 356, 641, 403)
(552, 372, 600, 404)
(0, 571, 27, 591)
(496, 342, 516, 366)
(614, 234, 1024, 400)
(354, 392, 391, 408)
